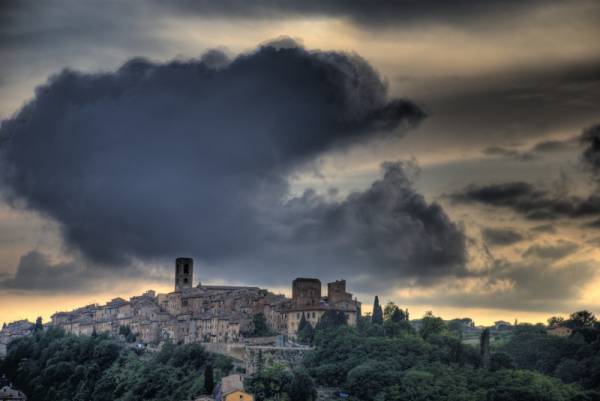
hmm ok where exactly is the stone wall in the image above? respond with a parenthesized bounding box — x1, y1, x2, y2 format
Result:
(245, 345, 311, 374)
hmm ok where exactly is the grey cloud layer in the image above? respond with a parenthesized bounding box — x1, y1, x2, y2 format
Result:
(581, 124, 600, 178)
(450, 124, 600, 222)
(0, 250, 162, 292)
(0, 251, 89, 292)
(157, 0, 543, 28)
(423, 260, 596, 312)
(481, 228, 525, 247)
(448, 181, 600, 221)
(522, 240, 579, 260)
(0, 42, 473, 290)
(481, 137, 578, 162)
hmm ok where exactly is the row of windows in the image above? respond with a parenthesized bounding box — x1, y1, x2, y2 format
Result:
(296, 312, 317, 319)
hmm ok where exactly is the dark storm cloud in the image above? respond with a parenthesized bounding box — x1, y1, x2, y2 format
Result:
(481, 137, 577, 161)
(416, 260, 596, 312)
(448, 182, 600, 220)
(450, 124, 600, 222)
(481, 227, 525, 247)
(481, 146, 533, 161)
(0, 250, 157, 292)
(487, 261, 593, 310)
(420, 59, 600, 155)
(0, 41, 470, 290)
(529, 224, 557, 234)
(157, 0, 547, 28)
(522, 240, 579, 260)
(532, 139, 577, 154)
(0, 251, 88, 291)
(582, 218, 600, 229)
(580, 124, 600, 178)
(273, 162, 468, 285)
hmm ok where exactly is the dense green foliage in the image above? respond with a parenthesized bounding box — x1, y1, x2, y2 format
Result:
(498, 324, 600, 391)
(118, 325, 137, 343)
(246, 312, 277, 337)
(3, 308, 600, 401)
(372, 296, 384, 325)
(245, 363, 317, 401)
(383, 302, 408, 323)
(297, 313, 315, 345)
(303, 311, 600, 401)
(0, 328, 233, 401)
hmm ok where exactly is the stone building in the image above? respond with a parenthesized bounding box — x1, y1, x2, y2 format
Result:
(44, 258, 360, 345)
(0, 376, 27, 401)
(0, 321, 34, 359)
(285, 278, 360, 338)
(0, 383, 27, 401)
(292, 278, 321, 307)
(175, 257, 194, 291)
(214, 374, 254, 401)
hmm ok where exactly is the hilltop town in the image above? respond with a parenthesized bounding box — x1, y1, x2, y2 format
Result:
(1, 258, 595, 401)
(1, 257, 542, 360)
(1, 257, 361, 356)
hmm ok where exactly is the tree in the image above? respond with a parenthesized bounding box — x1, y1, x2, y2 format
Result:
(419, 312, 446, 340)
(347, 361, 402, 401)
(298, 313, 308, 332)
(447, 320, 464, 339)
(372, 296, 384, 325)
(34, 317, 43, 333)
(204, 364, 214, 395)
(490, 352, 514, 371)
(256, 349, 264, 374)
(316, 310, 347, 331)
(246, 362, 293, 401)
(383, 320, 415, 337)
(384, 302, 407, 323)
(566, 310, 596, 329)
(297, 314, 315, 345)
(390, 308, 407, 323)
(250, 313, 272, 337)
(480, 328, 491, 370)
(547, 316, 565, 328)
(384, 302, 398, 321)
(287, 369, 317, 401)
(1, 329, 223, 401)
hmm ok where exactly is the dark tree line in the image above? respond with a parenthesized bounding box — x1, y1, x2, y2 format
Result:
(3, 307, 600, 401)
(0, 328, 233, 401)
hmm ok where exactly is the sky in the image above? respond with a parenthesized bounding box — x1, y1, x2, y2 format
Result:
(1, 0, 600, 326)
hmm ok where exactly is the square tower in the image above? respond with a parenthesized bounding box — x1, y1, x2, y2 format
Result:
(292, 278, 321, 307)
(175, 257, 193, 291)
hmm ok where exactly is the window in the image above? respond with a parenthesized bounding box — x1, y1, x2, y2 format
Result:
(297, 313, 300, 319)
(184, 278, 188, 284)
(183, 264, 189, 274)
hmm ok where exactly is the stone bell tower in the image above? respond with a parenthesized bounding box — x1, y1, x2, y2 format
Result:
(175, 257, 193, 291)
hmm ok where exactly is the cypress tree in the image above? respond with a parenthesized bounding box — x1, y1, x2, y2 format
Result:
(34, 317, 43, 333)
(372, 296, 383, 325)
(257, 349, 264, 374)
(480, 328, 491, 370)
(204, 364, 214, 395)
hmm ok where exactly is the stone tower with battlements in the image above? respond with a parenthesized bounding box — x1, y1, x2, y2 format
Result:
(175, 257, 193, 291)
(292, 278, 321, 307)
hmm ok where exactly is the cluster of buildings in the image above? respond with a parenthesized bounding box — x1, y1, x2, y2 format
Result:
(46, 258, 361, 345)
(0, 320, 34, 359)
(0, 376, 27, 401)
